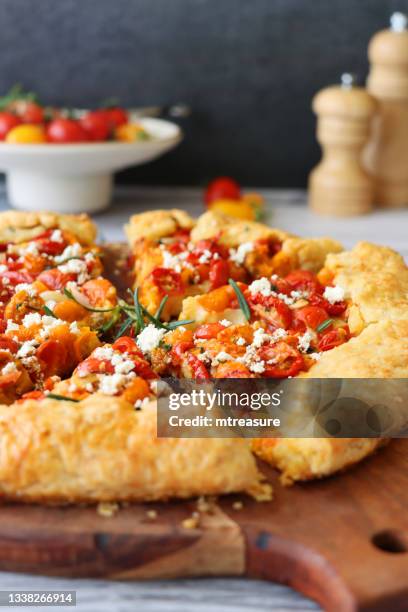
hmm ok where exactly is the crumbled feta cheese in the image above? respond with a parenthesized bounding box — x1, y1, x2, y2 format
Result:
(15, 283, 37, 296)
(136, 325, 166, 353)
(21, 242, 39, 257)
(252, 328, 272, 348)
(236, 337, 247, 346)
(23, 313, 42, 328)
(93, 346, 115, 360)
(270, 328, 288, 342)
(298, 331, 314, 353)
(58, 258, 89, 284)
(229, 242, 254, 265)
(310, 352, 322, 361)
(54, 243, 82, 263)
(2, 277, 10, 286)
(0, 264, 7, 273)
(45, 300, 57, 312)
(17, 340, 38, 358)
(249, 360, 265, 374)
(69, 321, 80, 335)
(214, 351, 233, 363)
(220, 319, 232, 327)
(6, 320, 19, 332)
(50, 229, 63, 243)
(248, 278, 272, 297)
(198, 249, 213, 265)
(99, 373, 129, 395)
(1, 362, 17, 375)
(323, 285, 345, 304)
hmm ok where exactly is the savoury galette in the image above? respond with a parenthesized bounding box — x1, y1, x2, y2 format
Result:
(0, 209, 406, 503)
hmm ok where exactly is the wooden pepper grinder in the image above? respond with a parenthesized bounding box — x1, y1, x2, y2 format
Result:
(364, 12, 408, 207)
(309, 74, 378, 216)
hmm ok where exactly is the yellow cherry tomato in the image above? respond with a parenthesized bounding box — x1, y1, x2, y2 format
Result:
(209, 199, 256, 220)
(6, 124, 47, 144)
(114, 123, 149, 142)
(242, 192, 264, 220)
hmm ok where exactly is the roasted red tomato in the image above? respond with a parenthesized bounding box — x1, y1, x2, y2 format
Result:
(0, 335, 19, 353)
(248, 293, 292, 329)
(34, 230, 67, 256)
(47, 118, 88, 143)
(151, 267, 184, 296)
(37, 269, 75, 290)
(187, 353, 210, 379)
(309, 292, 347, 317)
(204, 177, 241, 206)
(80, 110, 110, 141)
(112, 336, 142, 356)
(19, 101, 44, 124)
(285, 270, 323, 295)
(1, 270, 34, 286)
(318, 328, 349, 352)
(76, 357, 115, 376)
(209, 259, 230, 290)
(171, 341, 195, 366)
(295, 305, 329, 331)
(258, 341, 304, 378)
(37, 340, 68, 376)
(194, 323, 224, 340)
(0, 112, 21, 140)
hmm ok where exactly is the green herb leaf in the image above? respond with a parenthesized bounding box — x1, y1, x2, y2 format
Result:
(316, 318, 334, 333)
(114, 316, 133, 340)
(228, 279, 251, 321)
(64, 288, 116, 313)
(46, 393, 79, 403)
(154, 295, 169, 320)
(43, 305, 57, 318)
(166, 319, 195, 330)
(98, 307, 121, 335)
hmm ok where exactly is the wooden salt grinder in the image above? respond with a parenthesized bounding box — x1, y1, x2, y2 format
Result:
(309, 74, 378, 216)
(365, 12, 408, 208)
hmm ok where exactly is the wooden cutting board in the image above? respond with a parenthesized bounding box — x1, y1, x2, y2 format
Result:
(0, 440, 407, 612)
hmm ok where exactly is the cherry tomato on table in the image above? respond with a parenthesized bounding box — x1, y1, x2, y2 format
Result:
(0, 113, 22, 140)
(18, 101, 44, 124)
(105, 107, 128, 129)
(204, 177, 241, 206)
(46, 118, 88, 143)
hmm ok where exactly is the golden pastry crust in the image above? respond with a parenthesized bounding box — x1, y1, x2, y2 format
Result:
(323, 241, 408, 328)
(252, 438, 386, 485)
(281, 237, 343, 273)
(0, 211, 96, 245)
(190, 210, 290, 245)
(125, 209, 195, 246)
(0, 395, 268, 504)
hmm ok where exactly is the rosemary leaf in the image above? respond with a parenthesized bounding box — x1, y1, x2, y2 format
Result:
(228, 279, 251, 321)
(114, 316, 133, 340)
(43, 305, 57, 318)
(166, 319, 195, 330)
(316, 318, 334, 333)
(155, 295, 169, 320)
(47, 393, 79, 403)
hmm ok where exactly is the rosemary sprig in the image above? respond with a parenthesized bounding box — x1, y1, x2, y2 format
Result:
(228, 279, 251, 321)
(316, 318, 334, 333)
(64, 288, 117, 313)
(43, 305, 57, 318)
(155, 295, 169, 320)
(47, 393, 80, 403)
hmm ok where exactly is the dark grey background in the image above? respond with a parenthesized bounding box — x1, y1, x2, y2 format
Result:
(0, 0, 403, 187)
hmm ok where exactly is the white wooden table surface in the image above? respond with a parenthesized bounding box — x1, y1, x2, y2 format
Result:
(0, 186, 406, 612)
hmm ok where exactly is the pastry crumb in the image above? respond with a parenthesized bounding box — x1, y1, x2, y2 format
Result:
(182, 511, 200, 529)
(232, 501, 243, 510)
(196, 495, 216, 514)
(146, 509, 158, 520)
(97, 502, 119, 518)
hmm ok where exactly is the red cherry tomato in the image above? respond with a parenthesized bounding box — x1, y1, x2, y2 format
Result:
(194, 323, 224, 340)
(247, 293, 292, 329)
(0, 335, 19, 353)
(258, 342, 304, 378)
(46, 118, 88, 143)
(209, 259, 229, 290)
(171, 341, 194, 366)
(19, 102, 44, 124)
(80, 110, 110, 141)
(204, 177, 241, 206)
(0, 370, 22, 388)
(112, 336, 142, 355)
(76, 357, 115, 376)
(318, 328, 349, 352)
(132, 356, 157, 380)
(1, 270, 34, 286)
(187, 353, 210, 379)
(37, 269, 75, 290)
(308, 292, 347, 317)
(37, 340, 68, 376)
(150, 267, 184, 296)
(105, 107, 128, 129)
(295, 305, 329, 331)
(0, 112, 22, 140)
(285, 270, 323, 295)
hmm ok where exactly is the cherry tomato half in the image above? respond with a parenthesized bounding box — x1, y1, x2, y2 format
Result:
(150, 267, 184, 296)
(187, 353, 210, 379)
(285, 270, 323, 295)
(295, 305, 329, 331)
(258, 342, 304, 378)
(19, 101, 44, 124)
(0, 112, 22, 140)
(80, 110, 110, 141)
(209, 259, 230, 290)
(46, 118, 88, 143)
(76, 357, 115, 376)
(194, 323, 224, 340)
(318, 328, 349, 352)
(204, 177, 241, 206)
